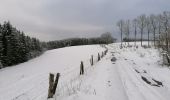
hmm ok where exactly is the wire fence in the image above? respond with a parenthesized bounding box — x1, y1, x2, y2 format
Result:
(48, 45, 108, 99)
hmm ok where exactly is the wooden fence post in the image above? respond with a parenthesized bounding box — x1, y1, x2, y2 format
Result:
(104, 49, 108, 55)
(52, 73, 60, 95)
(48, 73, 54, 98)
(98, 53, 100, 61)
(80, 61, 84, 75)
(90, 55, 93, 66)
(102, 52, 104, 58)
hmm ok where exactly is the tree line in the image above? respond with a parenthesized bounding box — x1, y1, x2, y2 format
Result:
(117, 11, 170, 51)
(0, 21, 43, 68)
(46, 32, 116, 50)
(0, 22, 116, 68)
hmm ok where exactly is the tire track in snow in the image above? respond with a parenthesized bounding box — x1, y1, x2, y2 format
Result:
(116, 60, 147, 100)
(107, 60, 129, 100)
(113, 47, 166, 100)
(123, 57, 170, 100)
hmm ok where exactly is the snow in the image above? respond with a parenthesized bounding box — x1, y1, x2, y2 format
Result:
(0, 45, 105, 100)
(1, 42, 170, 100)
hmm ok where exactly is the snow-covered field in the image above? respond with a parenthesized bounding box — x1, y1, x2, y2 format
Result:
(0, 45, 105, 100)
(1, 42, 170, 100)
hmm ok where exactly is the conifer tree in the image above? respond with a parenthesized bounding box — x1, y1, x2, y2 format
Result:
(0, 24, 3, 68)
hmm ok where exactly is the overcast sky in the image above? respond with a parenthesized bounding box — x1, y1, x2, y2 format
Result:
(0, 0, 169, 41)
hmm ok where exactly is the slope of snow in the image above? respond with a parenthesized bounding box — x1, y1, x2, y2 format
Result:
(0, 45, 105, 100)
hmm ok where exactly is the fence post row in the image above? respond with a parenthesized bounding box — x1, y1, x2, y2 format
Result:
(48, 48, 109, 98)
(48, 73, 60, 99)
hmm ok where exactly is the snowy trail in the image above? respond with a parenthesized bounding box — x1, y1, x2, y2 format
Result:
(116, 58, 163, 100)
(109, 43, 170, 100)
(61, 52, 129, 100)
(84, 58, 128, 100)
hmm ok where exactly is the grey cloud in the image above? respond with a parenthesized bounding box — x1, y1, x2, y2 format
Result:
(0, 0, 170, 41)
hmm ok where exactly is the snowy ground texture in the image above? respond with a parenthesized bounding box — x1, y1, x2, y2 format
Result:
(1, 42, 170, 100)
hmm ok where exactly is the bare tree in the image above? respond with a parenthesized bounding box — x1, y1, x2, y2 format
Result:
(100, 32, 114, 44)
(117, 20, 124, 48)
(157, 14, 163, 47)
(133, 19, 138, 46)
(124, 20, 131, 46)
(137, 14, 146, 46)
(162, 11, 170, 51)
(150, 14, 158, 47)
(146, 16, 151, 47)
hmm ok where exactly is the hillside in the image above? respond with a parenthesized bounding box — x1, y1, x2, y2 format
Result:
(0, 45, 105, 100)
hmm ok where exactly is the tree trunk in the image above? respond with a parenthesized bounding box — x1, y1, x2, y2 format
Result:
(148, 30, 150, 47)
(135, 27, 137, 46)
(141, 29, 143, 46)
(121, 28, 123, 48)
(158, 23, 161, 47)
(154, 29, 156, 47)
(166, 32, 169, 51)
